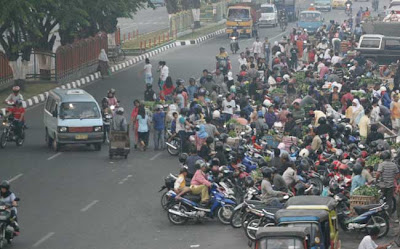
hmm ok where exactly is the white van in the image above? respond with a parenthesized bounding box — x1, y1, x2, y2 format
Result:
(44, 89, 103, 151)
(259, 4, 278, 28)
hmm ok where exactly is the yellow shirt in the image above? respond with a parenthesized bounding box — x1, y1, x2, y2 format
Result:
(174, 174, 186, 191)
(358, 115, 370, 138)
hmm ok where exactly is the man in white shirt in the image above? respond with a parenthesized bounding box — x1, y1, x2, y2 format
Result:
(238, 52, 247, 69)
(158, 61, 169, 90)
(222, 93, 236, 121)
(252, 37, 263, 56)
(358, 226, 392, 249)
(331, 52, 342, 65)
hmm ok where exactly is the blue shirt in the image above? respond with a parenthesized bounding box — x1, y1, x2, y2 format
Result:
(187, 85, 198, 101)
(351, 175, 366, 194)
(152, 112, 165, 130)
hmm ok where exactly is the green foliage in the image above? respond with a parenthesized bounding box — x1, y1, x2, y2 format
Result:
(366, 155, 383, 167)
(228, 130, 237, 138)
(353, 185, 380, 198)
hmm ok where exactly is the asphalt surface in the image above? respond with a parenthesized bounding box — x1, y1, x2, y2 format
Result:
(118, 7, 170, 37)
(0, 1, 397, 249)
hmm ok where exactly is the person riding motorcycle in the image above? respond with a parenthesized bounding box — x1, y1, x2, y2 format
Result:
(6, 100, 25, 139)
(190, 160, 212, 206)
(4, 86, 23, 105)
(260, 167, 286, 208)
(278, 10, 288, 26)
(216, 47, 230, 75)
(231, 27, 240, 39)
(106, 88, 118, 107)
(0, 181, 19, 235)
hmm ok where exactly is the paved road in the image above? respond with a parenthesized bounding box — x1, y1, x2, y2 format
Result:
(0, 1, 396, 249)
(118, 7, 170, 37)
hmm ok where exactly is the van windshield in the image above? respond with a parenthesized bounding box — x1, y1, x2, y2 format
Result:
(261, 7, 274, 13)
(59, 102, 100, 119)
(299, 12, 321, 22)
(228, 9, 250, 20)
(259, 238, 305, 249)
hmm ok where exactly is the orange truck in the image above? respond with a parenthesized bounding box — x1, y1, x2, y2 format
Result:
(226, 2, 261, 37)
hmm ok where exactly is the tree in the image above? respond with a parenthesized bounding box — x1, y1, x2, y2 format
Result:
(0, 0, 37, 86)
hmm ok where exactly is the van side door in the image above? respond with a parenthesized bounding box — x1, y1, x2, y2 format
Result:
(383, 38, 400, 64)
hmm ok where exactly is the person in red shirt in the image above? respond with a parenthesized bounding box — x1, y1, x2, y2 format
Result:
(130, 99, 141, 149)
(7, 100, 25, 138)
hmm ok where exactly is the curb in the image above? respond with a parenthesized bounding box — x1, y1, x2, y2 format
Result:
(0, 28, 225, 115)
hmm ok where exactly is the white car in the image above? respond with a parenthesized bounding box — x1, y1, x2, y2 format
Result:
(258, 4, 278, 28)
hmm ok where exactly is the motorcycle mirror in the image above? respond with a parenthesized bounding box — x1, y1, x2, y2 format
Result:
(14, 197, 20, 202)
(283, 195, 289, 200)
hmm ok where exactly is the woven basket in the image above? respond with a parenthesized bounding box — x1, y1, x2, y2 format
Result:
(349, 195, 379, 216)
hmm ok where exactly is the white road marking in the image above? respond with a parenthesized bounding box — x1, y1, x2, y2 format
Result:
(80, 200, 99, 212)
(47, 152, 62, 161)
(32, 232, 55, 247)
(150, 152, 162, 160)
(8, 173, 23, 183)
(270, 30, 288, 41)
(118, 175, 133, 184)
(190, 245, 200, 248)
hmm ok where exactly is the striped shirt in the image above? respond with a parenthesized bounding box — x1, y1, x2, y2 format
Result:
(377, 161, 399, 188)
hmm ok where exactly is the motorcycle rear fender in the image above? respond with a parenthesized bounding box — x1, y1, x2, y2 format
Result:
(223, 198, 236, 206)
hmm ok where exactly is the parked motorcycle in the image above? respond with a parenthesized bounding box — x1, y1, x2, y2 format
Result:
(0, 115, 25, 149)
(167, 184, 236, 225)
(244, 207, 276, 241)
(230, 187, 261, 228)
(230, 36, 239, 54)
(336, 195, 389, 238)
(165, 130, 180, 156)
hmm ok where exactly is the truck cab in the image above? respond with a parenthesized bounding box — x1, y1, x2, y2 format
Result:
(297, 10, 323, 34)
(357, 34, 400, 64)
(226, 4, 259, 37)
(259, 4, 278, 27)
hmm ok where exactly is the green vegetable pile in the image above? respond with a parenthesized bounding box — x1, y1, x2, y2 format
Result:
(228, 130, 237, 138)
(270, 88, 286, 95)
(366, 155, 383, 167)
(251, 168, 263, 182)
(352, 185, 380, 198)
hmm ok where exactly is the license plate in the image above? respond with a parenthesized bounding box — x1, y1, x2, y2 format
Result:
(0, 206, 6, 210)
(75, 134, 88, 140)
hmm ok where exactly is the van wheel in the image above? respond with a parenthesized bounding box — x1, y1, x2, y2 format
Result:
(53, 134, 60, 152)
(94, 143, 102, 151)
(45, 129, 53, 148)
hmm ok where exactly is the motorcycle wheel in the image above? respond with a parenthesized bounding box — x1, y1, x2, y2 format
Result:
(167, 139, 180, 156)
(0, 226, 5, 249)
(161, 191, 170, 211)
(0, 131, 7, 149)
(217, 205, 235, 225)
(242, 213, 257, 231)
(245, 218, 260, 241)
(230, 208, 244, 228)
(366, 215, 389, 238)
(168, 204, 188, 225)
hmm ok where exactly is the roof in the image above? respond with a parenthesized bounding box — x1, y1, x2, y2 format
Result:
(50, 89, 96, 102)
(256, 226, 310, 240)
(285, 196, 337, 210)
(361, 34, 400, 40)
(261, 3, 275, 7)
(275, 209, 329, 222)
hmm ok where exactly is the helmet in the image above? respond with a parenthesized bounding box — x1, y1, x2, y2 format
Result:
(361, 151, 368, 158)
(299, 159, 310, 171)
(213, 110, 221, 119)
(211, 157, 220, 166)
(261, 167, 273, 178)
(353, 163, 363, 175)
(15, 99, 23, 106)
(224, 144, 232, 154)
(270, 167, 278, 174)
(179, 153, 188, 164)
(237, 163, 247, 172)
(195, 159, 206, 169)
(108, 88, 116, 94)
(215, 141, 224, 151)
(263, 99, 272, 107)
(0, 181, 10, 190)
(244, 176, 254, 187)
(330, 183, 340, 194)
(318, 116, 327, 125)
(339, 163, 348, 171)
(283, 74, 290, 81)
(380, 150, 391, 160)
(299, 148, 310, 158)
(176, 78, 185, 85)
(219, 166, 230, 173)
(12, 86, 20, 92)
(219, 133, 229, 143)
(180, 108, 189, 116)
(116, 107, 124, 114)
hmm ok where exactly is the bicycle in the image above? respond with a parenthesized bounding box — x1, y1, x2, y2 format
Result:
(108, 44, 126, 64)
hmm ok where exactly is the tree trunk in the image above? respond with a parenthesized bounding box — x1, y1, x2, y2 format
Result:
(9, 60, 29, 89)
(37, 53, 52, 80)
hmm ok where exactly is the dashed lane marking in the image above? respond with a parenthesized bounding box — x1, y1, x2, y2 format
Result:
(47, 152, 62, 161)
(8, 173, 23, 183)
(150, 152, 162, 161)
(80, 200, 99, 212)
(32, 232, 55, 248)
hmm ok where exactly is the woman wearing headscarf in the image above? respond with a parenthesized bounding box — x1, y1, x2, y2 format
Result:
(98, 49, 109, 78)
(351, 99, 364, 127)
(194, 124, 208, 151)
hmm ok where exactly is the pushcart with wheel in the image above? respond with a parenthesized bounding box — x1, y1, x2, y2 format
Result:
(109, 129, 130, 159)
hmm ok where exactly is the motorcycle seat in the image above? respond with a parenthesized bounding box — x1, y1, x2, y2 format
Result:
(184, 194, 202, 202)
(246, 200, 269, 209)
(354, 204, 381, 215)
